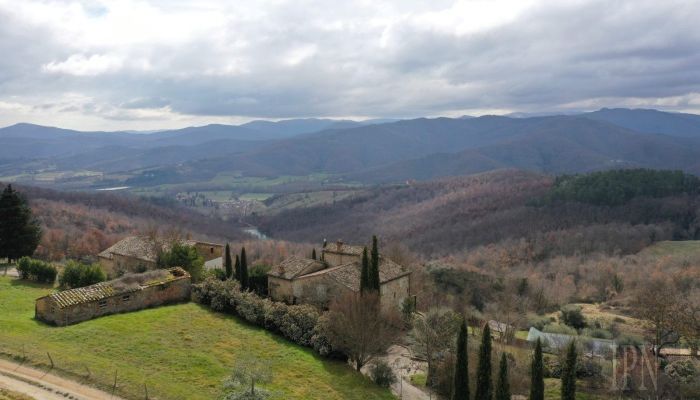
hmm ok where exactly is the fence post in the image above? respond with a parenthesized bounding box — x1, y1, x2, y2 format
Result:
(41, 352, 55, 378)
(111, 369, 118, 398)
(144, 382, 149, 400)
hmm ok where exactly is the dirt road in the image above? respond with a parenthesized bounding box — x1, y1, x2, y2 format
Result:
(0, 358, 125, 400)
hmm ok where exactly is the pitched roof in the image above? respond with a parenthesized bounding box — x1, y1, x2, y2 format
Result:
(267, 256, 327, 280)
(322, 257, 410, 292)
(97, 236, 219, 263)
(322, 242, 365, 256)
(97, 236, 160, 262)
(42, 267, 190, 309)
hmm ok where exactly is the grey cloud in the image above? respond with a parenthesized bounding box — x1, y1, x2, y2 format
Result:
(0, 0, 699, 128)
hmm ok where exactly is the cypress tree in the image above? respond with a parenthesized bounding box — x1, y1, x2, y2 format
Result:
(452, 319, 469, 400)
(224, 243, 233, 279)
(495, 353, 510, 400)
(561, 341, 577, 400)
(360, 247, 369, 294)
(0, 184, 41, 263)
(370, 235, 380, 291)
(240, 247, 249, 290)
(311, 248, 317, 260)
(474, 324, 492, 400)
(530, 338, 544, 400)
(234, 254, 241, 281)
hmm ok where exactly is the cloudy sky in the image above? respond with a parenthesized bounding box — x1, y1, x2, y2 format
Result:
(0, 0, 699, 131)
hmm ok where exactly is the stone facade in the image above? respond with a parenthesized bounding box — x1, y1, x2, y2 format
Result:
(35, 267, 191, 326)
(97, 236, 223, 277)
(268, 241, 411, 312)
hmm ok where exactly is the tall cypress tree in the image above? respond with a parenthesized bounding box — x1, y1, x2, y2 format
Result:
(234, 254, 241, 281)
(561, 341, 577, 400)
(370, 235, 380, 291)
(495, 353, 510, 400)
(360, 247, 370, 294)
(452, 319, 469, 400)
(530, 338, 544, 400)
(224, 243, 233, 279)
(474, 324, 492, 400)
(240, 247, 249, 290)
(0, 184, 41, 263)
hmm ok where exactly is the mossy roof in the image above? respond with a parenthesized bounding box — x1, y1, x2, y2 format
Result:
(41, 267, 189, 309)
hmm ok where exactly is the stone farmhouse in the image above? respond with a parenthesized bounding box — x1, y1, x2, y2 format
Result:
(35, 267, 191, 326)
(97, 236, 223, 277)
(267, 240, 411, 312)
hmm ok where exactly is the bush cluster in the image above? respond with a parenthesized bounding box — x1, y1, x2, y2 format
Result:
(370, 360, 397, 388)
(192, 278, 333, 356)
(59, 260, 106, 289)
(16, 257, 57, 284)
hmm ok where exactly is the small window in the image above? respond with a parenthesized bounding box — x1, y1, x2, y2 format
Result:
(122, 295, 131, 302)
(210, 247, 214, 254)
(98, 300, 108, 308)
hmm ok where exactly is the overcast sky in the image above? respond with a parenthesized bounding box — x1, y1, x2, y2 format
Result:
(0, 0, 699, 131)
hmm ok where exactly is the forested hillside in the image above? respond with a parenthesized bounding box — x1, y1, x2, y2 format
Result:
(7, 184, 245, 261)
(258, 169, 700, 257)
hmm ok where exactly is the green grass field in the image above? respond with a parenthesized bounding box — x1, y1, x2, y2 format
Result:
(639, 240, 700, 257)
(0, 276, 394, 400)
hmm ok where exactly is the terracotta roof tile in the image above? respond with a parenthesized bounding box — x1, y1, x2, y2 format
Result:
(42, 267, 189, 309)
(267, 256, 327, 280)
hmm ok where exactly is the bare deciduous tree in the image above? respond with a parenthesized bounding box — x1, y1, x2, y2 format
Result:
(631, 278, 681, 353)
(411, 307, 460, 386)
(324, 292, 399, 371)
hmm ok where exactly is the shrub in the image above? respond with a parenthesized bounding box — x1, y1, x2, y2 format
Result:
(370, 360, 397, 388)
(665, 359, 697, 384)
(543, 322, 577, 336)
(280, 305, 319, 347)
(59, 261, 106, 289)
(560, 305, 587, 330)
(16, 257, 57, 284)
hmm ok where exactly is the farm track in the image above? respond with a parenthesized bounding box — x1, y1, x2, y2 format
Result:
(0, 358, 125, 400)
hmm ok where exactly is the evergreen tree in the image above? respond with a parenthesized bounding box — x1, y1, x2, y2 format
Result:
(240, 247, 249, 290)
(561, 341, 577, 400)
(530, 338, 545, 400)
(0, 184, 41, 263)
(474, 324, 492, 400)
(370, 235, 380, 291)
(495, 353, 510, 400)
(234, 254, 241, 281)
(311, 248, 317, 260)
(452, 319, 469, 400)
(360, 247, 370, 294)
(224, 243, 233, 279)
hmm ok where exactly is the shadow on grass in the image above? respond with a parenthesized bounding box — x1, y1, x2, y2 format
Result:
(9, 278, 55, 289)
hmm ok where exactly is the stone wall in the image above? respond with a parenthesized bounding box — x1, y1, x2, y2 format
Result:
(191, 242, 223, 262)
(379, 275, 410, 313)
(322, 252, 360, 267)
(99, 254, 156, 278)
(36, 275, 191, 326)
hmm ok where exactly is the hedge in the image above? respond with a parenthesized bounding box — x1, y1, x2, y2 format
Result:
(16, 257, 57, 284)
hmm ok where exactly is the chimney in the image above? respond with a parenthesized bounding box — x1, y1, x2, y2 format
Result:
(336, 239, 343, 251)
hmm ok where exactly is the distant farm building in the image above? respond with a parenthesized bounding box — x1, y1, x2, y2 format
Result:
(97, 236, 223, 276)
(35, 267, 191, 326)
(267, 240, 411, 312)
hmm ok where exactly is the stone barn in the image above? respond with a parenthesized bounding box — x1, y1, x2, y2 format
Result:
(97, 236, 223, 277)
(35, 267, 191, 326)
(268, 241, 411, 312)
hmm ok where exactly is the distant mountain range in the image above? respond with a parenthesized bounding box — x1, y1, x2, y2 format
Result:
(3, 108, 700, 186)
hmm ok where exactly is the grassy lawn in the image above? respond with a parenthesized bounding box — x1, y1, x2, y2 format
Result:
(544, 379, 608, 400)
(639, 239, 700, 257)
(0, 276, 394, 400)
(0, 388, 34, 400)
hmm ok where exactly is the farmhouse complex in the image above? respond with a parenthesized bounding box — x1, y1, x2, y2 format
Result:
(98, 236, 222, 276)
(35, 267, 191, 326)
(267, 241, 411, 311)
